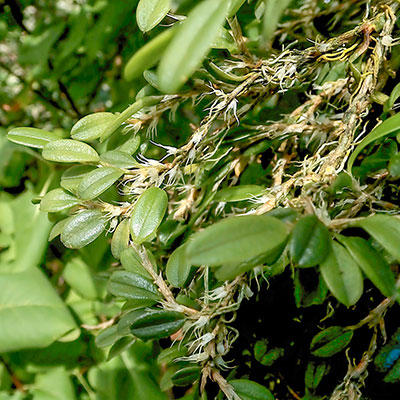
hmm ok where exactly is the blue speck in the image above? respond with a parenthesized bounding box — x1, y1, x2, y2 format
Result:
(383, 348, 400, 369)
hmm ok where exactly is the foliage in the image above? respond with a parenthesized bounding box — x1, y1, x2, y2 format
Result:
(2, 0, 400, 399)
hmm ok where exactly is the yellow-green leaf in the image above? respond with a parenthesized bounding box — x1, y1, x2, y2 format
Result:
(137, 0, 170, 33)
(42, 139, 100, 163)
(7, 127, 59, 149)
(166, 244, 191, 287)
(71, 112, 117, 141)
(40, 188, 80, 213)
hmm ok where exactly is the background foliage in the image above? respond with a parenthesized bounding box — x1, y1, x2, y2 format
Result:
(1, 0, 400, 399)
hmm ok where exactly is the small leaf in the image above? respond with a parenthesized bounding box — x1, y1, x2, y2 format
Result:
(388, 152, 400, 178)
(171, 366, 201, 387)
(130, 187, 168, 244)
(310, 326, 353, 358)
(42, 139, 100, 163)
(40, 189, 80, 213)
(49, 218, 70, 241)
(227, 0, 246, 17)
(357, 214, 400, 262)
(78, 167, 123, 200)
(95, 325, 120, 348)
(107, 336, 136, 361)
(384, 81, 400, 112)
(229, 379, 275, 400)
(60, 210, 106, 249)
(120, 247, 152, 278)
(166, 244, 192, 287)
(60, 165, 96, 193)
(158, 0, 230, 93)
(157, 345, 188, 365)
(108, 270, 161, 302)
(71, 112, 117, 141)
(100, 150, 138, 169)
(320, 241, 363, 307)
(111, 220, 131, 260)
(289, 215, 331, 268)
(124, 29, 175, 81)
(137, 0, 170, 33)
(7, 127, 59, 149)
(117, 135, 141, 155)
(348, 112, 400, 173)
(185, 215, 288, 266)
(339, 236, 396, 298)
(214, 185, 264, 203)
(129, 308, 185, 341)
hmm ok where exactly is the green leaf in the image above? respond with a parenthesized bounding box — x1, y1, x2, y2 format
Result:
(214, 185, 264, 202)
(124, 29, 175, 81)
(60, 165, 96, 193)
(320, 241, 363, 307)
(129, 309, 185, 341)
(348, 112, 400, 173)
(227, 0, 247, 17)
(71, 112, 117, 141)
(0, 268, 77, 352)
(60, 209, 106, 249)
(49, 218, 70, 241)
(357, 214, 400, 262)
(157, 344, 188, 365)
(78, 166, 123, 200)
(120, 248, 152, 278)
(289, 215, 331, 268)
(7, 127, 59, 149)
(229, 379, 275, 400)
(388, 152, 400, 178)
(262, 0, 292, 45)
(130, 187, 168, 244)
(338, 236, 396, 298)
(137, 0, 170, 33)
(185, 215, 288, 266)
(166, 244, 192, 287)
(40, 188, 80, 213)
(171, 366, 201, 387)
(42, 139, 100, 163)
(158, 0, 230, 93)
(384, 81, 400, 112)
(107, 336, 136, 361)
(108, 271, 161, 302)
(310, 326, 353, 358)
(100, 150, 138, 169)
(32, 367, 76, 400)
(111, 219, 131, 260)
(95, 326, 121, 348)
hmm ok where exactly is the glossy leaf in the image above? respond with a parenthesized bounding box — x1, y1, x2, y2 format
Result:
(339, 236, 396, 297)
(124, 29, 175, 81)
(357, 214, 400, 261)
(320, 241, 363, 307)
(107, 336, 136, 361)
(310, 326, 353, 358)
(289, 215, 331, 268)
(130, 187, 168, 244)
(214, 185, 264, 203)
(71, 112, 116, 141)
(157, 345, 188, 365)
(171, 366, 201, 387)
(107, 271, 161, 302)
(117, 135, 141, 155)
(60, 210, 106, 249)
(7, 127, 58, 149)
(60, 165, 96, 193)
(78, 166, 123, 200)
(137, 0, 170, 33)
(129, 309, 185, 341)
(95, 325, 121, 348)
(348, 112, 400, 173)
(158, 0, 230, 93)
(120, 247, 152, 278)
(100, 150, 138, 169)
(40, 188, 80, 213)
(111, 219, 131, 260)
(166, 244, 192, 287)
(49, 218, 70, 241)
(42, 139, 100, 163)
(185, 215, 288, 266)
(229, 379, 275, 400)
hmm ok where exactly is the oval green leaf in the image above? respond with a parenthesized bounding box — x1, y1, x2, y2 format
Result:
(129, 309, 185, 341)
(185, 215, 288, 266)
(108, 270, 161, 302)
(7, 127, 59, 149)
(60, 209, 106, 249)
(100, 150, 138, 169)
(338, 236, 396, 298)
(71, 112, 117, 141)
(42, 139, 100, 163)
(171, 366, 201, 387)
(78, 166, 123, 200)
(60, 165, 96, 193)
(320, 241, 363, 307)
(120, 247, 152, 279)
(289, 215, 331, 268)
(357, 214, 400, 262)
(388, 152, 400, 178)
(166, 244, 192, 287)
(95, 325, 120, 348)
(158, 0, 230, 93)
(111, 219, 131, 260)
(137, 0, 170, 33)
(229, 379, 275, 400)
(130, 187, 168, 244)
(310, 326, 353, 358)
(40, 188, 80, 213)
